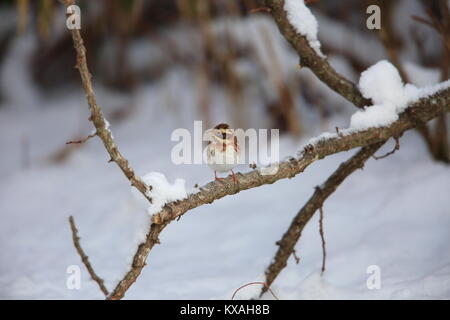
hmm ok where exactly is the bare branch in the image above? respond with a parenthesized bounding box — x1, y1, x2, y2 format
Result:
(63, 0, 152, 203)
(66, 132, 96, 145)
(69, 216, 109, 296)
(373, 137, 400, 160)
(260, 141, 385, 297)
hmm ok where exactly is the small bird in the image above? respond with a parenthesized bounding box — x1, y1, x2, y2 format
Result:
(206, 123, 240, 183)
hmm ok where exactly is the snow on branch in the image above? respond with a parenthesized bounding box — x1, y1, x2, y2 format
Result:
(351, 60, 450, 130)
(265, 0, 371, 108)
(284, 0, 324, 57)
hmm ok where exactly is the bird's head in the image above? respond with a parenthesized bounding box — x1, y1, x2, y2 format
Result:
(213, 123, 234, 140)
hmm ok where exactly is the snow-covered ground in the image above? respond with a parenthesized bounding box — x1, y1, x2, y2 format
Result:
(0, 2, 450, 300)
(1, 77, 449, 299)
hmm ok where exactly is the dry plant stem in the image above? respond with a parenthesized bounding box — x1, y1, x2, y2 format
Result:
(231, 282, 279, 300)
(260, 141, 385, 296)
(63, 0, 151, 203)
(66, 132, 96, 144)
(265, 0, 371, 108)
(69, 216, 109, 296)
(319, 205, 326, 275)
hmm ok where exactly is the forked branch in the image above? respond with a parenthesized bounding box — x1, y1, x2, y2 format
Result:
(260, 141, 385, 297)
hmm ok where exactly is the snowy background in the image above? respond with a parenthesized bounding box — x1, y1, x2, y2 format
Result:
(0, 0, 449, 299)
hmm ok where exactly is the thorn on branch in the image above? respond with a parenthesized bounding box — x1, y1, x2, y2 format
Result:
(66, 132, 96, 145)
(292, 249, 300, 264)
(372, 137, 400, 160)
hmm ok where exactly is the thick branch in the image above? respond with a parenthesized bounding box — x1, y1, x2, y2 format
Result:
(69, 216, 109, 296)
(152, 89, 450, 225)
(63, 0, 151, 203)
(261, 141, 385, 296)
(265, 0, 371, 108)
(109, 86, 450, 299)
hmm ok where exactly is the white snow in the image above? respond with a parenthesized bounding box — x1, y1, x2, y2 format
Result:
(358, 60, 406, 106)
(140, 172, 187, 215)
(350, 60, 450, 130)
(284, 0, 325, 57)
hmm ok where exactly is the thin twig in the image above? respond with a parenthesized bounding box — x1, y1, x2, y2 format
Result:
(319, 205, 326, 275)
(372, 137, 400, 160)
(412, 15, 435, 28)
(231, 282, 279, 300)
(69, 216, 109, 296)
(292, 249, 300, 264)
(66, 132, 96, 144)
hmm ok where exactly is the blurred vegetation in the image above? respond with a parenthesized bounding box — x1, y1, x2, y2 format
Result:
(0, 0, 448, 161)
